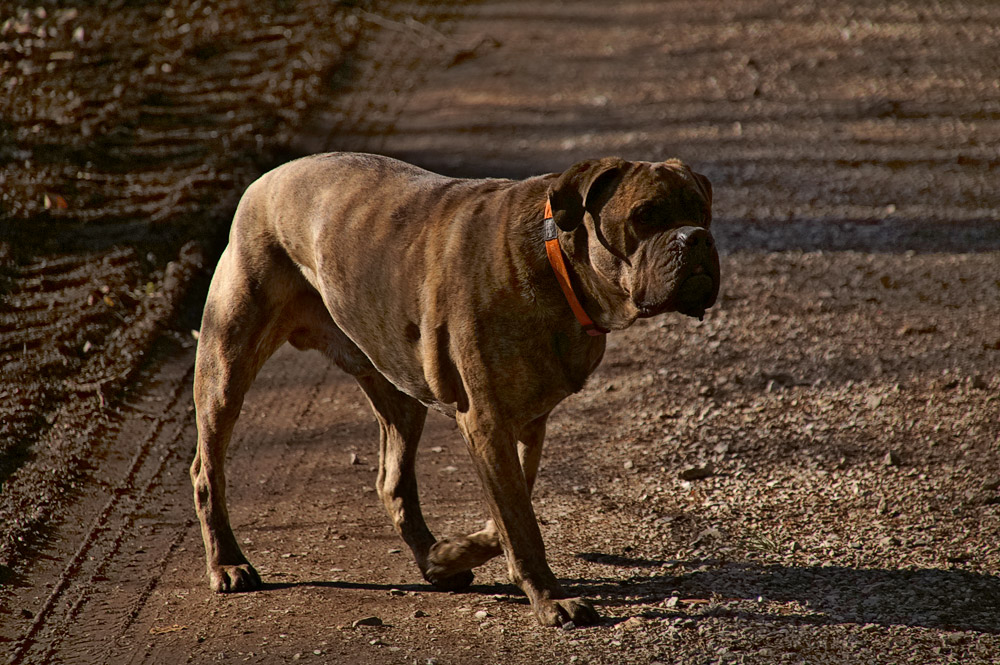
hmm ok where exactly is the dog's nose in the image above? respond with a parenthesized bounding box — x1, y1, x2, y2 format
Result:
(674, 226, 713, 250)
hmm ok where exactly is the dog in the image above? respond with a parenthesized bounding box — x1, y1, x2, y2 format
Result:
(190, 152, 719, 626)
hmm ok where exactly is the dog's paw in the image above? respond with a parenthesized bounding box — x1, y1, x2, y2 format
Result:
(533, 597, 600, 627)
(423, 566, 475, 592)
(427, 534, 501, 570)
(209, 563, 262, 593)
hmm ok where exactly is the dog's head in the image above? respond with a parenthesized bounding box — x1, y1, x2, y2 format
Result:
(548, 158, 720, 326)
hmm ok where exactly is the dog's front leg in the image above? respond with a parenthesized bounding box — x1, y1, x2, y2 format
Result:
(456, 408, 599, 627)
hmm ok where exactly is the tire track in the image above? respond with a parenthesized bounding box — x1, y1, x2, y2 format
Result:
(7, 358, 195, 665)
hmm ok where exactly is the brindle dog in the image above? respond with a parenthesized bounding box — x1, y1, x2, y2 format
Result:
(191, 153, 719, 626)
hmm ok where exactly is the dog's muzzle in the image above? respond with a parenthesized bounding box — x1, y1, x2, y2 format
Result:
(633, 225, 721, 320)
(672, 226, 718, 317)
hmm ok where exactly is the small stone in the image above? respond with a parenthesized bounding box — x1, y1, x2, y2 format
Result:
(679, 463, 714, 481)
(664, 596, 680, 608)
(622, 616, 645, 630)
(352, 616, 383, 628)
(623, 460, 634, 470)
(474, 610, 489, 620)
(19, 608, 33, 620)
(388, 588, 405, 596)
(413, 609, 429, 618)
(883, 451, 901, 467)
(691, 527, 724, 547)
(561, 620, 576, 631)
(982, 478, 1000, 492)
(349, 452, 360, 465)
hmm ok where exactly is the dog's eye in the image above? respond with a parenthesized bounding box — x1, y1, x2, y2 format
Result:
(632, 206, 661, 227)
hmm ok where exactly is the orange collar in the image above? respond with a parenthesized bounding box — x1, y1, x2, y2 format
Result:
(543, 199, 607, 336)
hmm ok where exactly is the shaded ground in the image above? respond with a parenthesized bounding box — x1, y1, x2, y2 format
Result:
(0, 0, 361, 569)
(2, 1, 1000, 663)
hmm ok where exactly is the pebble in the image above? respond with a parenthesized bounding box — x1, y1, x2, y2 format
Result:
(352, 616, 383, 628)
(691, 527, 724, 547)
(883, 450, 901, 467)
(474, 610, 489, 620)
(349, 452, 360, 465)
(413, 609, 429, 618)
(679, 463, 714, 481)
(621, 616, 645, 630)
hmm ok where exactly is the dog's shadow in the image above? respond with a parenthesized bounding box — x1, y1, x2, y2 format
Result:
(259, 555, 1000, 633)
(565, 554, 1000, 633)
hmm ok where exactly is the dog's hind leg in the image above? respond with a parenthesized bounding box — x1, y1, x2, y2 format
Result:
(191, 244, 297, 593)
(355, 374, 475, 591)
(423, 414, 549, 583)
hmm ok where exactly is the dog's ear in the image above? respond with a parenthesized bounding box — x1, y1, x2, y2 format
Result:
(548, 158, 626, 232)
(691, 171, 712, 207)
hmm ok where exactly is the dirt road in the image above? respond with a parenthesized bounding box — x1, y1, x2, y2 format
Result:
(3, 1, 1000, 663)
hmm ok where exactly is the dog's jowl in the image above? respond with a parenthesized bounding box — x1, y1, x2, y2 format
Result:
(191, 153, 719, 626)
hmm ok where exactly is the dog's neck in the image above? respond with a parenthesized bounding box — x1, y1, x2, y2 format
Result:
(541, 199, 607, 336)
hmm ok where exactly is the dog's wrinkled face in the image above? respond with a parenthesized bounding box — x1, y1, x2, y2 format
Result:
(548, 158, 721, 323)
